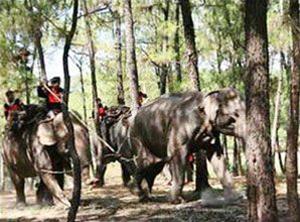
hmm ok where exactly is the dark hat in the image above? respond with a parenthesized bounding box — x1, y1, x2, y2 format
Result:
(5, 90, 14, 97)
(50, 76, 61, 84)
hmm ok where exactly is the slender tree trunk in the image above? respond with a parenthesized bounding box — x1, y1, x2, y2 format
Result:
(0, 153, 4, 191)
(286, 1, 300, 221)
(245, 1, 277, 221)
(222, 135, 229, 164)
(233, 138, 239, 177)
(124, 0, 140, 110)
(179, 0, 200, 91)
(180, 0, 209, 191)
(161, 1, 170, 95)
(115, 14, 125, 105)
(24, 0, 47, 82)
(237, 139, 244, 176)
(195, 150, 210, 191)
(271, 57, 283, 174)
(82, 0, 100, 133)
(62, 1, 81, 221)
(174, 1, 182, 82)
(77, 61, 88, 123)
(35, 29, 47, 82)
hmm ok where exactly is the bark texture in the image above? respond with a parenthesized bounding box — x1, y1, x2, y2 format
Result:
(245, 1, 278, 221)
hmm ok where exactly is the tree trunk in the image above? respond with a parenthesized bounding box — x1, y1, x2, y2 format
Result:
(232, 138, 239, 177)
(180, 0, 209, 191)
(195, 150, 210, 191)
(174, 1, 182, 82)
(77, 61, 88, 124)
(124, 0, 140, 110)
(82, 0, 100, 133)
(179, 0, 200, 91)
(237, 139, 244, 176)
(222, 135, 229, 164)
(271, 57, 283, 163)
(35, 29, 47, 82)
(62, 1, 81, 221)
(24, 0, 47, 82)
(161, 1, 170, 95)
(0, 153, 4, 191)
(245, 1, 278, 221)
(286, 0, 300, 221)
(115, 14, 125, 105)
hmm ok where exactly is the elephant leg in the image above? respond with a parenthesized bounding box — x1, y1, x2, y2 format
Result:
(185, 163, 193, 183)
(169, 152, 186, 204)
(121, 163, 131, 187)
(96, 164, 107, 187)
(145, 162, 165, 193)
(9, 170, 26, 206)
(135, 168, 149, 202)
(206, 143, 234, 199)
(40, 173, 70, 207)
(36, 179, 54, 206)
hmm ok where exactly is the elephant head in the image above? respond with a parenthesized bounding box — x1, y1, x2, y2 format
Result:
(202, 87, 246, 140)
(37, 113, 69, 153)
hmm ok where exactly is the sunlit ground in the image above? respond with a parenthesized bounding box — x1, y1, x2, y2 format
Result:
(0, 158, 299, 222)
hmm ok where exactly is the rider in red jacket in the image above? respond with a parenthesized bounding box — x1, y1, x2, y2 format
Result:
(37, 77, 64, 114)
(4, 90, 24, 120)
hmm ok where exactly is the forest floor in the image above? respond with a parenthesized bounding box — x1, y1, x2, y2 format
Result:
(0, 162, 297, 222)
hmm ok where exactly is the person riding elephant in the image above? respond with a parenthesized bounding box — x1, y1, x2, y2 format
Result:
(37, 76, 64, 117)
(128, 87, 246, 203)
(92, 105, 135, 187)
(4, 90, 24, 120)
(2, 104, 94, 207)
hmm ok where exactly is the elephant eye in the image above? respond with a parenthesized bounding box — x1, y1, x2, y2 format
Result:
(228, 117, 236, 124)
(234, 112, 239, 118)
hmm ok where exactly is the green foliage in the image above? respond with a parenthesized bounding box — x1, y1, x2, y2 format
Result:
(0, 0, 293, 147)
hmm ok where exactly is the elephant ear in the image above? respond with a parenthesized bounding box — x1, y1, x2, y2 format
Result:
(53, 113, 69, 142)
(203, 91, 220, 122)
(37, 121, 57, 146)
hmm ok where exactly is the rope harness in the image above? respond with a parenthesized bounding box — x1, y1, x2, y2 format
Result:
(41, 83, 134, 174)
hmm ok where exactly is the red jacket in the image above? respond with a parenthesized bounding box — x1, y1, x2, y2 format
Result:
(4, 99, 23, 119)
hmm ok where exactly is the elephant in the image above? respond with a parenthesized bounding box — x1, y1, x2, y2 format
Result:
(2, 104, 93, 207)
(92, 105, 135, 187)
(129, 87, 246, 203)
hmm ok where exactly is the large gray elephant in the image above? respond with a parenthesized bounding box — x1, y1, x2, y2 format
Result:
(92, 106, 135, 187)
(129, 87, 246, 203)
(2, 105, 93, 207)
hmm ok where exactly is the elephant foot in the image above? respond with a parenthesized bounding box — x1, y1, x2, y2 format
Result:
(15, 201, 26, 208)
(224, 190, 243, 204)
(85, 178, 101, 188)
(170, 196, 185, 204)
(127, 180, 139, 195)
(55, 199, 71, 210)
(57, 198, 71, 208)
(138, 193, 152, 203)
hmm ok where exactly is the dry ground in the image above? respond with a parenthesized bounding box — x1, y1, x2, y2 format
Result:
(0, 162, 297, 222)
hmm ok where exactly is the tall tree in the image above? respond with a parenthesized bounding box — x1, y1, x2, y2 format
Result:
(62, 0, 81, 221)
(174, 0, 182, 82)
(82, 0, 100, 133)
(24, 0, 47, 82)
(124, 0, 140, 110)
(114, 12, 125, 105)
(244, 1, 277, 221)
(179, 0, 200, 90)
(179, 0, 210, 191)
(160, 0, 170, 95)
(286, 0, 300, 220)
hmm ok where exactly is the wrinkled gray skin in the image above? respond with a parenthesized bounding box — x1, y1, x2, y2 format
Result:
(2, 105, 93, 207)
(129, 88, 245, 203)
(92, 106, 135, 187)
